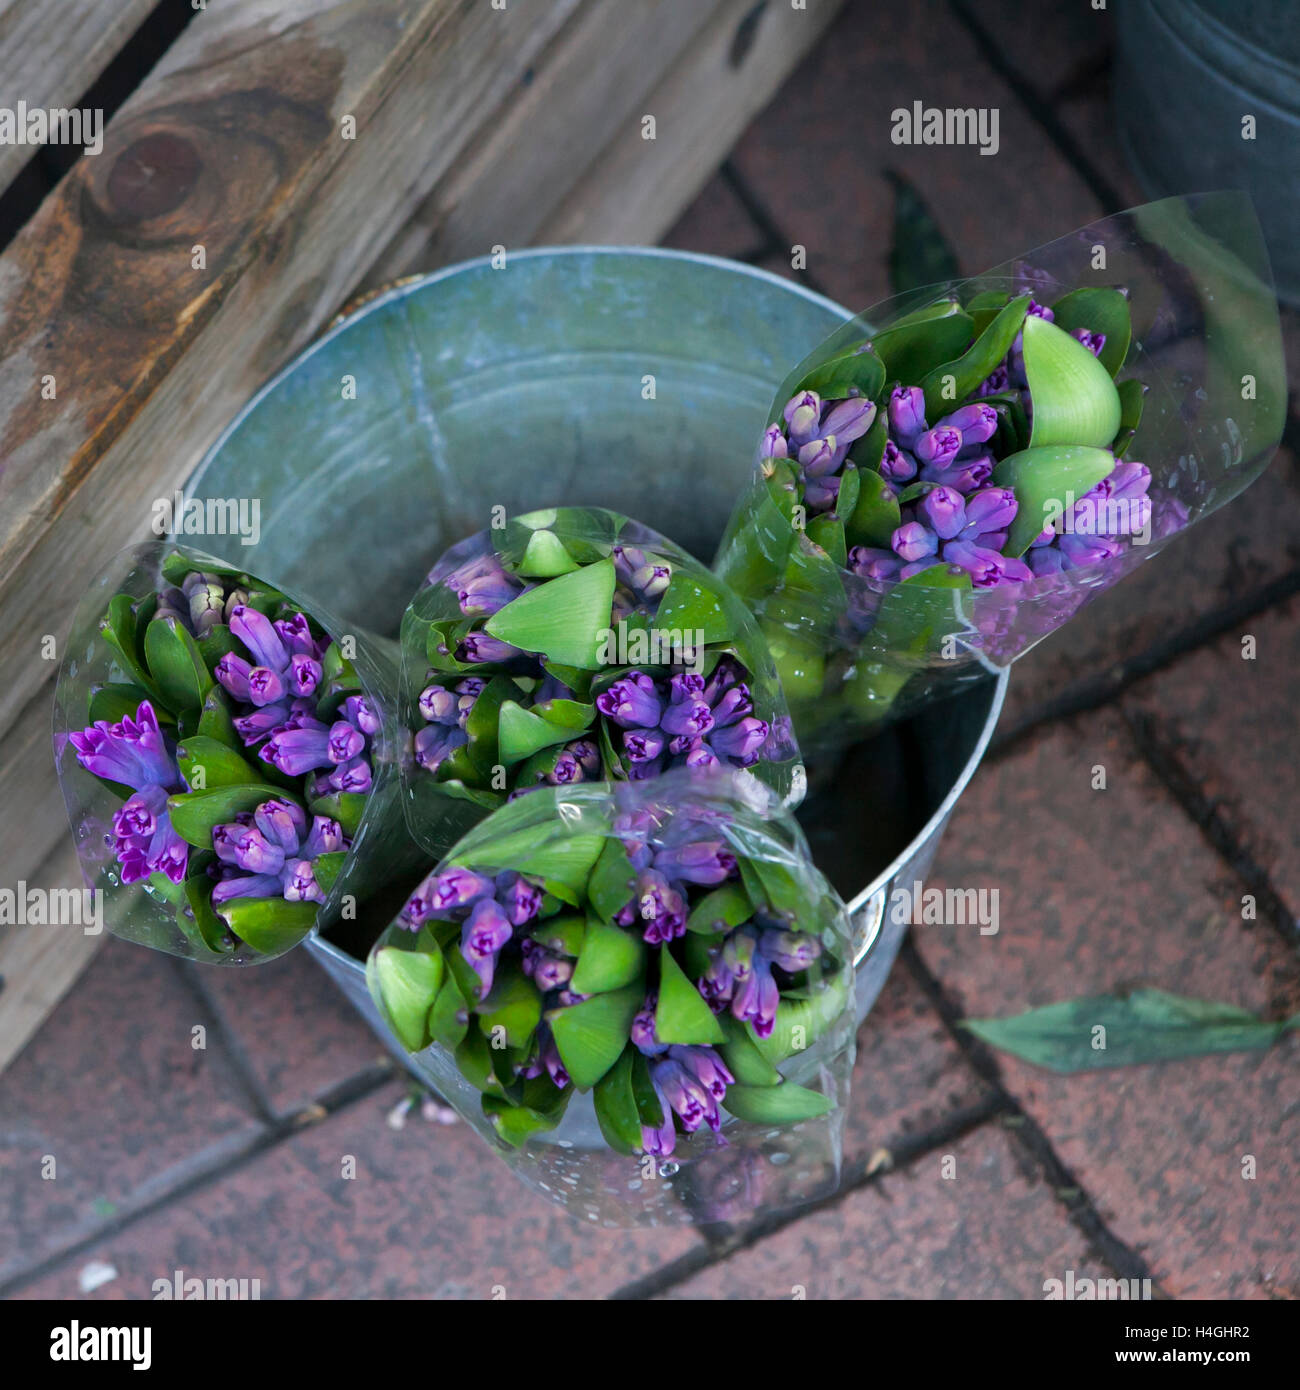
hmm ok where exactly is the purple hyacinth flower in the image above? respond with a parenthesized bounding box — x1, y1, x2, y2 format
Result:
(444, 554, 523, 617)
(917, 485, 967, 540)
(653, 840, 737, 886)
(797, 436, 838, 479)
(69, 699, 177, 790)
(1058, 533, 1123, 566)
(888, 385, 927, 448)
(821, 395, 877, 444)
(923, 451, 994, 494)
(229, 605, 288, 671)
(891, 521, 939, 565)
(213, 823, 286, 875)
(628, 869, 687, 945)
(457, 632, 523, 665)
(434, 867, 495, 913)
(758, 929, 821, 973)
(460, 897, 514, 995)
(759, 424, 788, 460)
(1072, 328, 1106, 357)
(708, 717, 769, 766)
(624, 727, 666, 764)
(596, 672, 662, 729)
(937, 402, 998, 449)
(732, 953, 780, 1038)
(961, 486, 1019, 540)
(652, 1046, 734, 1135)
(260, 717, 332, 776)
(496, 872, 543, 926)
(661, 695, 714, 739)
(848, 546, 904, 583)
(782, 390, 821, 446)
(1027, 546, 1068, 577)
(414, 722, 468, 772)
(914, 425, 962, 469)
(804, 475, 841, 511)
(943, 541, 1033, 588)
(879, 439, 918, 483)
(976, 364, 1010, 397)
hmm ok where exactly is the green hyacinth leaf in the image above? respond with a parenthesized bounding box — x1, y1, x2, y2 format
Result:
(100, 594, 159, 698)
(196, 686, 240, 748)
(1022, 313, 1122, 449)
(631, 1051, 665, 1129)
(483, 1092, 569, 1148)
(655, 949, 726, 1046)
(965, 289, 1011, 337)
(1048, 286, 1131, 377)
(516, 528, 580, 578)
(497, 700, 589, 766)
(370, 935, 445, 1052)
(310, 851, 347, 898)
(751, 968, 852, 1065)
(428, 974, 471, 1050)
(1113, 378, 1147, 458)
(144, 615, 213, 716)
(476, 964, 542, 1051)
(167, 783, 294, 849)
(307, 791, 368, 839)
(182, 875, 234, 956)
(217, 895, 317, 955)
(871, 304, 974, 384)
(175, 735, 262, 790)
(719, 1016, 782, 1087)
(653, 569, 737, 647)
(994, 445, 1117, 556)
(805, 514, 847, 569)
(484, 557, 615, 669)
(530, 913, 587, 958)
(844, 468, 901, 549)
(550, 984, 643, 1089)
(593, 1045, 643, 1155)
(721, 1080, 834, 1123)
(570, 918, 646, 995)
(587, 837, 637, 922)
(686, 881, 753, 935)
(922, 295, 1029, 422)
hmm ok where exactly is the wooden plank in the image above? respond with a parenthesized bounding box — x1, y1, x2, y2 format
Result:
(0, 840, 104, 1077)
(538, 0, 845, 245)
(0, 0, 159, 195)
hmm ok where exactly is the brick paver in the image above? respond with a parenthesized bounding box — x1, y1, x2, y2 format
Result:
(1124, 593, 1300, 924)
(662, 1121, 1113, 1299)
(0, 939, 264, 1287)
(913, 708, 1300, 1298)
(12, 1080, 701, 1301)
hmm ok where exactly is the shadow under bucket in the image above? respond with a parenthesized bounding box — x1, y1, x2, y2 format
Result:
(183, 245, 1006, 1181)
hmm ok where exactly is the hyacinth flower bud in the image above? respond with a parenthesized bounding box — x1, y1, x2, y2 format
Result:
(820, 395, 877, 445)
(923, 451, 994, 493)
(1072, 328, 1106, 358)
(942, 540, 1034, 588)
(961, 487, 1019, 541)
(888, 384, 927, 448)
(1058, 533, 1123, 566)
(848, 546, 904, 583)
(976, 364, 1010, 397)
(1027, 546, 1068, 577)
(759, 929, 822, 973)
(457, 632, 523, 664)
(879, 439, 918, 482)
(914, 425, 962, 469)
(630, 868, 687, 945)
(183, 573, 226, 637)
(1107, 459, 1151, 500)
(496, 871, 543, 926)
(624, 727, 666, 764)
(782, 390, 822, 446)
(759, 423, 788, 460)
(937, 402, 998, 451)
(653, 840, 737, 885)
(414, 722, 468, 772)
(804, 474, 841, 512)
(596, 671, 662, 729)
(916, 485, 967, 540)
(891, 521, 939, 565)
(797, 436, 838, 479)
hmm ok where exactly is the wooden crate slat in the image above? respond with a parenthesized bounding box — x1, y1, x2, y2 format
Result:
(0, 0, 159, 196)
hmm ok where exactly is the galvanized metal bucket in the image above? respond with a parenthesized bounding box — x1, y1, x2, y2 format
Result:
(184, 247, 1007, 1065)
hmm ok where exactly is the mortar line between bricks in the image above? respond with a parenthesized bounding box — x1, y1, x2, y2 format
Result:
(717, 159, 831, 297)
(990, 569, 1300, 759)
(170, 958, 279, 1126)
(897, 937, 1171, 1297)
(1121, 705, 1299, 951)
(945, 0, 1127, 215)
(608, 1091, 1011, 1300)
(0, 1062, 396, 1299)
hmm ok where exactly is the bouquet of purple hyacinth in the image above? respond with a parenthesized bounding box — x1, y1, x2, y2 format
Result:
(715, 195, 1285, 751)
(366, 771, 854, 1202)
(55, 544, 424, 962)
(399, 507, 803, 856)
